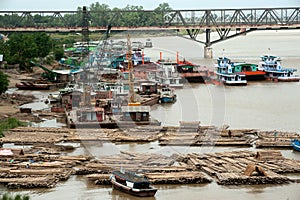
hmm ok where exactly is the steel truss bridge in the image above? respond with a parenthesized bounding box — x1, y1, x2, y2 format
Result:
(0, 7, 300, 47)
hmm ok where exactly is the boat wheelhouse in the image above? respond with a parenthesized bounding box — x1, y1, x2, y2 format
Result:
(215, 57, 247, 86)
(259, 55, 300, 82)
(110, 170, 157, 197)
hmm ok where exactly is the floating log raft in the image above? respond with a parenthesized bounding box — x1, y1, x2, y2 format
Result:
(159, 126, 253, 146)
(145, 171, 212, 184)
(79, 151, 210, 185)
(255, 131, 300, 148)
(0, 148, 92, 189)
(216, 172, 289, 185)
(180, 150, 300, 185)
(0, 176, 59, 189)
(2, 127, 163, 144)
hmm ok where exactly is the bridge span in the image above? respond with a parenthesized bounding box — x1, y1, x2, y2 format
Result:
(1, 7, 299, 57)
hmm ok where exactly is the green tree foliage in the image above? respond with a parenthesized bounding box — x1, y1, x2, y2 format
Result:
(0, 70, 9, 94)
(54, 47, 64, 61)
(0, 117, 26, 137)
(0, 193, 30, 200)
(0, 3, 173, 28)
(3, 33, 52, 71)
(0, 40, 9, 63)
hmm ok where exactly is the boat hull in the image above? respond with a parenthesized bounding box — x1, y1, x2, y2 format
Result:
(243, 72, 266, 81)
(277, 77, 300, 82)
(16, 82, 50, 90)
(160, 96, 176, 103)
(111, 179, 157, 197)
(291, 140, 300, 152)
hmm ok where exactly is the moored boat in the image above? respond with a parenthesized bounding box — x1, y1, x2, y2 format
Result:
(259, 55, 300, 82)
(215, 57, 247, 86)
(177, 60, 213, 83)
(110, 170, 157, 197)
(232, 62, 266, 81)
(158, 86, 176, 103)
(15, 81, 50, 90)
(291, 139, 300, 152)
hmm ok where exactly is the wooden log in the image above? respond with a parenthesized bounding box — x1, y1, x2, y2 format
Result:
(145, 171, 211, 184)
(0, 176, 59, 189)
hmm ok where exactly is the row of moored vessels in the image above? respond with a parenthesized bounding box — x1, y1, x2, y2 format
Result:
(215, 55, 300, 86)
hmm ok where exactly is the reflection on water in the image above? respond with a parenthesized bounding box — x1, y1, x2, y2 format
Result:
(111, 189, 156, 200)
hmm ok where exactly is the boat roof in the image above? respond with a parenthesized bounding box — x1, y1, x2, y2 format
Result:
(233, 63, 258, 67)
(52, 69, 83, 75)
(260, 55, 280, 61)
(217, 57, 231, 62)
(121, 106, 150, 112)
(112, 171, 150, 183)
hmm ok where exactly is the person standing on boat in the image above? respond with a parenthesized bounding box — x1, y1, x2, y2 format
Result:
(274, 130, 277, 141)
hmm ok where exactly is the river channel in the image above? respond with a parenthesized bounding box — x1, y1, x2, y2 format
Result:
(1, 30, 300, 199)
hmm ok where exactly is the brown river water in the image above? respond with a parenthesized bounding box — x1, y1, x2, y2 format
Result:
(1, 30, 300, 199)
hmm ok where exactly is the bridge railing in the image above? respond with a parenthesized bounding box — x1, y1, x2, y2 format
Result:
(0, 7, 299, 30)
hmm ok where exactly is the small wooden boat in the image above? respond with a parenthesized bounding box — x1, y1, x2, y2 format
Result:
(15, 81, 50, 90)
(291, 139, 300, 152)
(110, 170, 157, 197)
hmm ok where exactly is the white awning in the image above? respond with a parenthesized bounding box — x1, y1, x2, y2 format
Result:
(121, 106, 150, 112)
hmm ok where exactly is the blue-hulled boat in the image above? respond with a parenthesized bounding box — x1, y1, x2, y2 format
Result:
(158, 86, 176, 103)
(259, 55, 300, 82)
(215, 57, 247, 86)
(291, 139, 300, 152)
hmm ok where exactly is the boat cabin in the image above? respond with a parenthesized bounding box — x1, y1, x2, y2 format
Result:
(75, 107, 105, 122)
(139, 82, 158, 95)
(121, 106, 150, 122)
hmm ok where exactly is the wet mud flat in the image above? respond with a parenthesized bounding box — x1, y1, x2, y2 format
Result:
(0, 124, 299, 189)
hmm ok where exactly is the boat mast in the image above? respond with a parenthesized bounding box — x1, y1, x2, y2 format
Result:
(127, 34, 135, 104)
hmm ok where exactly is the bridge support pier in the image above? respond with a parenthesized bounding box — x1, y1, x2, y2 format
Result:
(204, 46, 213, 59)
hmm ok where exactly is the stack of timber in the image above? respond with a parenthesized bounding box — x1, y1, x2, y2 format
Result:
(255, 131, 300, 148)
(179, 150, 300, 185)
(80, 151, 210, 185)
(159, 125, 253, 146)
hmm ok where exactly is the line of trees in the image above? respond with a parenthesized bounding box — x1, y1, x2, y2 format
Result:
(0, 3, 172, 28)
(0, 32, 64, 71)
